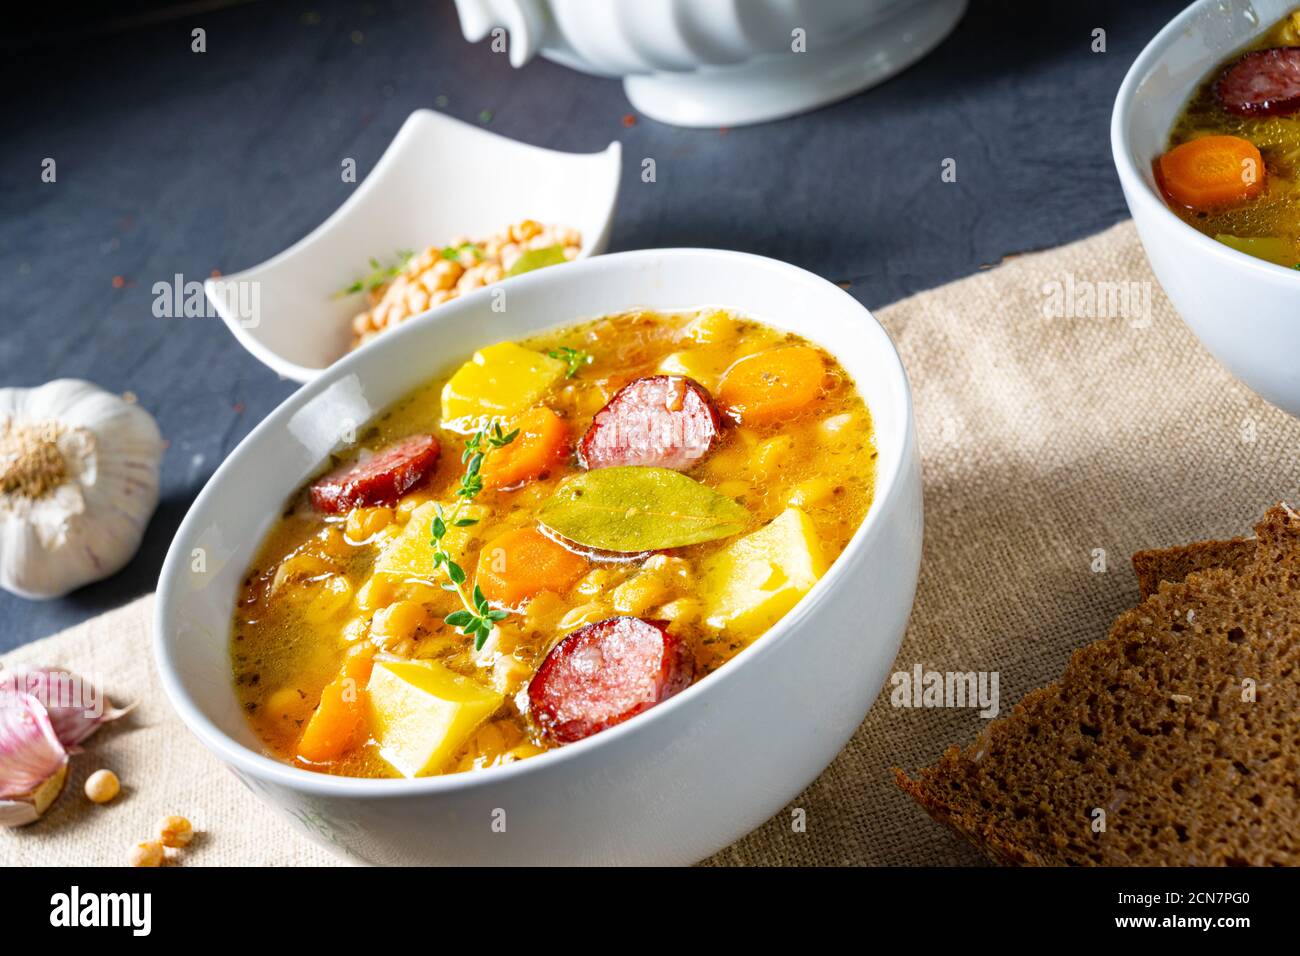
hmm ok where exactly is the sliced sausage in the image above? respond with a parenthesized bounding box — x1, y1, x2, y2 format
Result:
(528, 617, 694, 743)
(309, 434, 440, 513)
(1217, 48, 1300, 116)
(578, 375, 721, 472)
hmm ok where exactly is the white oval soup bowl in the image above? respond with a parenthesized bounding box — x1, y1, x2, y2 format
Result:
(155, 249, 923, 866)
(1113, 0, 1300, 418)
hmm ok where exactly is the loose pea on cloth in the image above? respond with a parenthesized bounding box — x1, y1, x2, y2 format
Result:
(5, 221, 1298, 867)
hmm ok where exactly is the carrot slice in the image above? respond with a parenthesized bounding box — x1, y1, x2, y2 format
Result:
(718, 346, 826, 425)
(342, 649, 374, 687)
(475, 526, 588, 609)
(296, 668, 368, 763)
(486, 406, 571, 490)
(1157, 135, 1264, 211)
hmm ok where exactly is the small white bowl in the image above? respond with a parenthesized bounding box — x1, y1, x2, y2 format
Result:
(157, 248, 923, 866)
(206, 110, 621, 382)
(1113, 0, 1300, 418)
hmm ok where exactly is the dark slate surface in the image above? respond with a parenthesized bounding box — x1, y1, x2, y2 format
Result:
(0, 0, 1184, 650)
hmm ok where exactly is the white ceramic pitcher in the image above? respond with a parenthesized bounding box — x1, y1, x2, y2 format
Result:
(453, 0, 967, 127)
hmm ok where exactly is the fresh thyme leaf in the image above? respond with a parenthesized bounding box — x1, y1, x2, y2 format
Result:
(425, 426, 520, 652)
(547, 346, 592, 379)
(441, 242, 483, 262)
(333, 249, 414, 298)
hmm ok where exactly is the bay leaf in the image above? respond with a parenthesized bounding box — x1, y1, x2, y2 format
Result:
(538, 467, 750, 552)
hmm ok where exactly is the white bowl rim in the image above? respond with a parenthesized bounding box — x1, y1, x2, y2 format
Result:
(155, 247, 915, 798)
(208, 108, 623, 382)
(1111, 0, 1300, 282)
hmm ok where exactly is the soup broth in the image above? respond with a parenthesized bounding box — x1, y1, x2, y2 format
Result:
(232, 308, 876, 778)
(1162, 9, 1300, 267)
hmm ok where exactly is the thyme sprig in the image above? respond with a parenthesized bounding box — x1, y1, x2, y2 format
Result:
(334, 249, 414, 297)
(547, 346, 592, 379)
(429, 423, 519, 650)
(442, 242, 483, 262)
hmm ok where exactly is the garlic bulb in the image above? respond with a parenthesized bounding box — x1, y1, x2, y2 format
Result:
(0, 380, 162, 599)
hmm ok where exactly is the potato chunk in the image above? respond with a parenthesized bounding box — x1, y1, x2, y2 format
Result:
(681, 309, 738, 345)
(358, 501, 485, 610)
(701, 507, 827, 631)
(440, 342, 567, 433)
(372, 500, 484, 580)
(655, 348, 731, 391)
(367, 660, 504, 777)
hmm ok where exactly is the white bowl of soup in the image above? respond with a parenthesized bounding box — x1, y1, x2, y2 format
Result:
(154, 248, 922, 865)
(1113, 0, 1300, 418)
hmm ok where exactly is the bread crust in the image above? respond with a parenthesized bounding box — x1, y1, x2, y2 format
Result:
(1131, 536, 1256, 599)
(894, 505, 1300, 866)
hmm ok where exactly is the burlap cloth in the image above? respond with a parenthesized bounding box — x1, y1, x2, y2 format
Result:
(5, 221, 1298, 867)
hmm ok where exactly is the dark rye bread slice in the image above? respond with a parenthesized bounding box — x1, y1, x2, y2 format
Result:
(1132, 536, 1257, 600)
(894, 505, 1300, 866)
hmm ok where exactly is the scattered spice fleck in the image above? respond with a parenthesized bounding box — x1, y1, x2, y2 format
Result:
(478, 109, 493, 124)
(210, 268, 222, 278)
(233, 403, 245, 414)
(435, 94, 449, 109)
(111, 275, 125, 289)
(350, 30, 364, 44)
(121, 391, 137, 404)
(622, 113, 637, 127)
(718, 126, 730, 135)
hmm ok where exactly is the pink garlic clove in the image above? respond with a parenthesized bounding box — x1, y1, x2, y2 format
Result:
(0, 691, 70, 827)
(0, 666, 134, 749)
